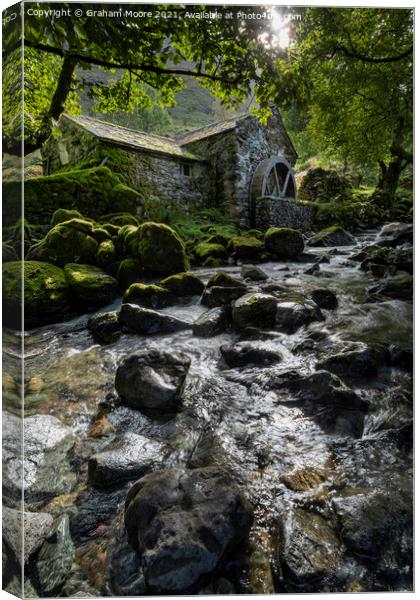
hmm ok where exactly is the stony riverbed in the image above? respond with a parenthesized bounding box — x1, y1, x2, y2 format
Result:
(2, 224, 413, 596)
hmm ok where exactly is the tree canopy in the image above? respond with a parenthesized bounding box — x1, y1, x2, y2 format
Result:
(3, 2, 287, 154)
(280, 8, 413, 197)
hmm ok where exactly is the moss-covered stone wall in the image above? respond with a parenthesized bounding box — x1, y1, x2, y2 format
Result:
(3, 166, 140, 226)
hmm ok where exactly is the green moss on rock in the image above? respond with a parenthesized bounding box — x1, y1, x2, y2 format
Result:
(264, 227, 304, 258)
(117, 258, 143, 289)
(138, 222, 189, 275)
(115, 225, 139, 257)
(101, 223, 121, 237)
(206, 234, 230, 247)
(195, 242, 227, 262)
(27, 221, 99, 267)
(3, 261, 71, 328)
(123, 282, 175, 308)
(160, 272, 205, 296)
(96, 239, 116, 267)
(244, 229, 264, 240)
(207, 272, 245, 289)
(64, 263, 118, 308)
(228, 236, 263, 259)
(3, 167, 140, 227)
(50, 208, 84, 227)
(101, 212, 139, 227)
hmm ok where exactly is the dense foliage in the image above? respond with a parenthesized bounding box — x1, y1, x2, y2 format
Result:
(3, 2, 289, 153)
(281, 8, 413, 200)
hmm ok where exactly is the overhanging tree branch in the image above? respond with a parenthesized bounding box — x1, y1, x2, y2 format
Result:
(333, 43, 413, 64)
(24, 41, 243, 85)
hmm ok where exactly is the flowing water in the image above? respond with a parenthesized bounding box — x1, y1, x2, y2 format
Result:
(3, 230, 413, 595)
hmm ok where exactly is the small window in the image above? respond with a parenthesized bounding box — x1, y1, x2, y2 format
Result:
(181, 163, 192, 177)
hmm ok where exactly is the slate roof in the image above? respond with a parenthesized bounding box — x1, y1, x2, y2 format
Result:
(176, 114, 249, 145)
(63, 114, 204, 161)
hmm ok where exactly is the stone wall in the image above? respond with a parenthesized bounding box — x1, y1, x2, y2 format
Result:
(182, 129, 238, 216)
(126, 151, 212, 214)
(255, 197, 315, 232)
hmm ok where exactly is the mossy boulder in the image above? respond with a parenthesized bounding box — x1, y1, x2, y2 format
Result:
(3, 261, 71, 328)
(207, 272, 245, 289)
(232, 293, 278, 329)
(101, 223, 121, 237)
(87, 311, 122, 344)
(96, 240, 116, 268)
(26, 221, 99, 267)
(308, 227, 356, 247)
(205, 234, 230, 247)
(228, 236, 263, 259)
(244, 229, 264, 241)
(64, 263, 118, 308)
(102, 213, 139, 227)
(50, 209, 84, 227)
(138, 222, 189, 275)
(123, 283, 175, 309)
(116, 225, 139, 256)
(117, 258, 143, 289)
(264, 228, 304, 259)
(195, 242, 227, 263)
(160, 273, 204, 296)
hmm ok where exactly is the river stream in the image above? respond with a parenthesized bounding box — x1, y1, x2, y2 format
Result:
(2, 229, 413, 596)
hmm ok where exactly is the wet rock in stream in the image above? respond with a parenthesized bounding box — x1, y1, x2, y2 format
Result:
(119, 303, 191, 334)
(115, 349, 191, 411)
(220, 341, 282, 368)
(201, 285, 248, 308)
(88, 432, 163, 488)
(232, 293, 278, 329)
(124, 467, 253, 593)
(275, 300, 324, 334)
(87, 311, 122, 344)
(241, 264, 269, 281)
(332, 489, 413, 585)
(277, 507, 345, 591)
(2, 507, 54, 566)
(193, 306, 230, 337)
(308, 229, 356, 247)
(257, 369, 367, 436)
(377, 222, 413, 247)
(35, 514, 75, 594)
(367, 274, 413, 301)
(310, 288, 338, 310)
(201, 272, 248, 308)
(316, 344, 383, 382)
(2, 412, 76, 502)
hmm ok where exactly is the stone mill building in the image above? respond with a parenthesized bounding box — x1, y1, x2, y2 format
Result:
(42, 107, 314, 229)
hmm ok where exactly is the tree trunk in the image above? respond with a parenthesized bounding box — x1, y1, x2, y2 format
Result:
(20, 55, 77, 155)
(376, 157, 404, 200)
(48, 55, 77, 120)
